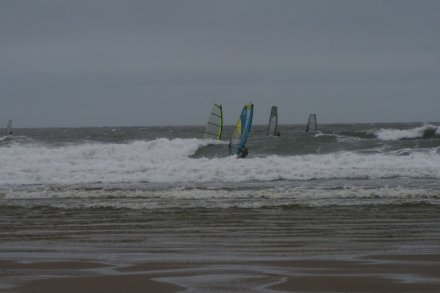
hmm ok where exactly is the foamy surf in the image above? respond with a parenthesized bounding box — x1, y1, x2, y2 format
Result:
(1, 138, 440, 186)
(375, 124, 438, 140)
(3, 184, 440, 209)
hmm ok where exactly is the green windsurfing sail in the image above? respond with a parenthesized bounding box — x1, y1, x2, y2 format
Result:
(305, 113, 317, 132)
(268, 106, 278, 136)
(229, 103, 253, 156)
(202, 104, 223, 140)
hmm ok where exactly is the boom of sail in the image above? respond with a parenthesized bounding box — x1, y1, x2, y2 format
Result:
(229, 103, 253, 156)
(268, 106, 278, 136)
(202, 104, 223, 140)
(305, 114, 317, 132)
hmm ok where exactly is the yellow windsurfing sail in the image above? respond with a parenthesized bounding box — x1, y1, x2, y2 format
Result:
(203, 104, 223, 140)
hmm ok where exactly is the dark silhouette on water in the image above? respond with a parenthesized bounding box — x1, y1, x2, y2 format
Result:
(238, 147, 248, 158)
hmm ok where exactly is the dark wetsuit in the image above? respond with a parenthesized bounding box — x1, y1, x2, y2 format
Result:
(238, 148, 248, 158)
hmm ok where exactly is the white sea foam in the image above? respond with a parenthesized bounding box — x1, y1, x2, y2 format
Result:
(1, 138, 440, 186)
(3, 185, 440, 209)
(375, 124, 438, 140)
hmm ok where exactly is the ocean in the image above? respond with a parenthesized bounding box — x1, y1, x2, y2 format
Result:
(1, 123, 440, 291)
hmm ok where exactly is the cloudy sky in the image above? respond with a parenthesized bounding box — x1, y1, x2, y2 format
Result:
(1, 0, 439, 127)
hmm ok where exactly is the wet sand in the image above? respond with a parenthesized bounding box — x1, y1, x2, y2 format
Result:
(1, 197, 439, 292)
(15, 275, 182, 293)
(1, 254, 439, 292)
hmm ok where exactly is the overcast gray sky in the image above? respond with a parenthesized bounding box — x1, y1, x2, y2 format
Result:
(1, 0, 439, 127)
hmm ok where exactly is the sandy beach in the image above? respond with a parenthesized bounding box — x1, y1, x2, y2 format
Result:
(1, 253, 439, 292)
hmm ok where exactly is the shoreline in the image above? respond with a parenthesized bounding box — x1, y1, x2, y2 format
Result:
(1, 253, 439, 292)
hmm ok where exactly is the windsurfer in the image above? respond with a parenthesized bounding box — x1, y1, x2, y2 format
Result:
(238, 147, 248, 158)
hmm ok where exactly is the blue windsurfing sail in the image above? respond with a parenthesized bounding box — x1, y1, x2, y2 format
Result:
(229, 103, 253, 156)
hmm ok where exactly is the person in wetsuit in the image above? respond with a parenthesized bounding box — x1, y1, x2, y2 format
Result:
(238, 147, 248, 158)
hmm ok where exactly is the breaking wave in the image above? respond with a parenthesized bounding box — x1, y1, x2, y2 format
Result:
(375, 124, 439, 141)
(1, 138, 440, 186)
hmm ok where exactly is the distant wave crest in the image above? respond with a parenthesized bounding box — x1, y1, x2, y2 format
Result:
(375, 124, 438, 141)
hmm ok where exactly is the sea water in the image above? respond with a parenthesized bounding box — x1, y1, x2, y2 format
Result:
(1, 123, 440, 263)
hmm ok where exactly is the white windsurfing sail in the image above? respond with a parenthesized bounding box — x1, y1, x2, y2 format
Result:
(305, 114, 317, 132)
(229, 103, 253, 156)
(6, 119, 12, 135)
(202, 104, 223, 140)
(268, 106, 278, 136)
